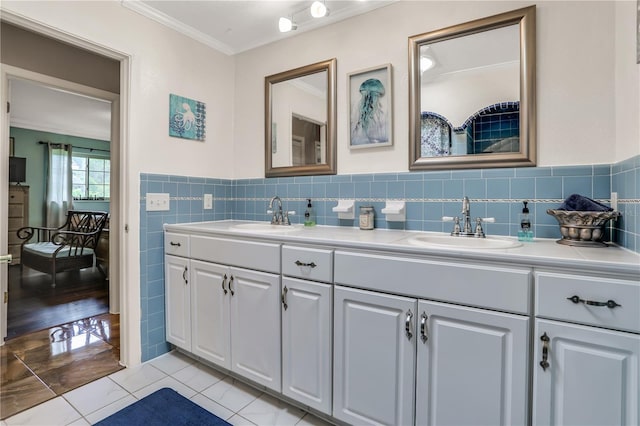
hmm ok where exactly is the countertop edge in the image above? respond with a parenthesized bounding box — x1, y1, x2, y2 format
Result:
(163, 221, 640, 278)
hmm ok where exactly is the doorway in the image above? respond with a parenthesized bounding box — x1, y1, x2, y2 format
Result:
(7, 77, 114, 339)
(0, 67, 125, 420)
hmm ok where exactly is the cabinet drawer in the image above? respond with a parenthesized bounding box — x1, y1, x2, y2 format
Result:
(282, 245, 333, 283)
(191, 235, 280, 274)
(9, 190, 25, 203)
(335, 250, 531, 314)
(8, 217, 24, 231)
(164, 233, 189, 257)
(8, 204, 24, 218)
(535, 271, 640, 333)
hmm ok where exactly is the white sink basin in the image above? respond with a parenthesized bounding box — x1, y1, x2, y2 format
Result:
(230, 223, 303, 234)
(406, 234, 522, 250)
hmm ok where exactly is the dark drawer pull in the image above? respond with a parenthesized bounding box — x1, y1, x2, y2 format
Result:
(567, 295, 621, 309)
(295, 260, 317, 268)
(170, 241, 181, 247)
(540, 332, 550, 371)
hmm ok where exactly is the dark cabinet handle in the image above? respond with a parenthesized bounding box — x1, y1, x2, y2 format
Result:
(567, 295, 621, 309)
(170, 241, 181, 247)
(540, 332, 550, 371)
(420, 312, 428, 343)
(295, 260, 317, 268)
(182, 266, 188, 285)
(282, 286, 288, 311)
(221, 274, 228, 295)
(229, 276, 235, 296)
(405, 310, 413, 341)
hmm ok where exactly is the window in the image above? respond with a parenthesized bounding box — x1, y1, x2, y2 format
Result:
(72, 155, 110, 200)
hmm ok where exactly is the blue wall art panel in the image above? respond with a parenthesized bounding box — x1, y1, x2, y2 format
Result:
(169, 94, 206, 141)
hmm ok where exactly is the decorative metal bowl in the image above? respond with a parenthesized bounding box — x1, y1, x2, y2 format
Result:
(546, 209, 621, 247)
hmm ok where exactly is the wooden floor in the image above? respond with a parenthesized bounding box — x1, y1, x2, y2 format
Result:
(1, 313, 122, 419)
(6, 264, 109, 340)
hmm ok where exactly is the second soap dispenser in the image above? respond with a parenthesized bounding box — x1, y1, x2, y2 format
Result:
(518, 201, 533, 241)
(304, 198, 316, 227)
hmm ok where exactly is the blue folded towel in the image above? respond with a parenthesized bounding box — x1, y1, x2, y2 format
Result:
(558, 194, 613, 212)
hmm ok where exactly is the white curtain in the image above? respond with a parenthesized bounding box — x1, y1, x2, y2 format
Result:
(45, 143, 73, 228)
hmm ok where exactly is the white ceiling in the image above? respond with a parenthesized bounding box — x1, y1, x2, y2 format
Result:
(123, 0, 395, 55)
(10, 79, 112, 142)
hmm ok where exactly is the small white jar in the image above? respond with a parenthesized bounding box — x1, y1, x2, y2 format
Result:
(359, 206, 374, 230)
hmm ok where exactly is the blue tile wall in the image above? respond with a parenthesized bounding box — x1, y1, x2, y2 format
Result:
(612, 154, 640, 252)
(139, 174, 233, 362)
(231, 165, 615, 239)
(139, 156, 640, 361)
(472, 111, 519, 154)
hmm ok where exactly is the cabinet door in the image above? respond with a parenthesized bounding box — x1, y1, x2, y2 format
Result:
(164, 255, 191, 349)
(190, 260, 231, 369)
(282, 277, 332, 415)
(416, 300, 529, 426)
(333, 285, 416, 426)
(533, 319, 639, 426)
(229, 267, 281, 392)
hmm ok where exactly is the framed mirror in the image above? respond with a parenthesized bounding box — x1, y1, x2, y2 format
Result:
(265, 58, 336, 177)
(409, 6, 536, 170)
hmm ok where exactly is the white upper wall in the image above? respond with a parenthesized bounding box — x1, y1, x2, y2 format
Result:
(234, 0, 640, 178)
(615, 0, 640, 161)
(2, 0, 236, 180)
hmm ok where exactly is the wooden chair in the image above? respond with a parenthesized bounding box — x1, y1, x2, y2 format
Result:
(17, 211, 109, 287)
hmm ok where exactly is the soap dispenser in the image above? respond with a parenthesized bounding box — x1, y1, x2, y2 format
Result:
(304, 199, 316, 227)
(518, 201, 533, 241)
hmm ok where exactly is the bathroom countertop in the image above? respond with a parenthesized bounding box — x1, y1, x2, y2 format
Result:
(164, 220, 640, 277)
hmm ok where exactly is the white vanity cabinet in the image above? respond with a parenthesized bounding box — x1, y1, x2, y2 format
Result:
(281, 245, 333, 415)
(333, 250, 531, 426)
(333, 285, 417, 426)
(164, 232, 283, 392)
(532, 271, 640, 426)
(165, 252, 191, 349)
(163, 222, 640, 426)
(416, 300, 529, 426)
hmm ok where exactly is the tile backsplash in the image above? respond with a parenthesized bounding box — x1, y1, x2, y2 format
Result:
(139, 155, 639, 361)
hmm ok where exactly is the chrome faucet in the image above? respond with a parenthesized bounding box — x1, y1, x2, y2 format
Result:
(268, 196, 294, 225)
(461, 196, 472, 235)
(443, 196, 495, 238)
(268, 196, 284, 224)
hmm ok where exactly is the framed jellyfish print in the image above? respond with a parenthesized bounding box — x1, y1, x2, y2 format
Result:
(169, 94, 206, 141)
(348, 64, 393, 149)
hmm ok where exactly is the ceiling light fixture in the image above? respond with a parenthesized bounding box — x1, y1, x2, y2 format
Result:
(310, 1, 328, 18)
(278, 16, 297, 32)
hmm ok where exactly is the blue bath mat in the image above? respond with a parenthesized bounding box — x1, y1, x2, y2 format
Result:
(95, 387, 231, 426)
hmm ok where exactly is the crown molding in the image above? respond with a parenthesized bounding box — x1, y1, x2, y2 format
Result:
(121, 0, 236, 56)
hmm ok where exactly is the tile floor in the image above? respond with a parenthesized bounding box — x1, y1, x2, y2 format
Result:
(1, 314, 122, 420)
(1, 350, 334, 426)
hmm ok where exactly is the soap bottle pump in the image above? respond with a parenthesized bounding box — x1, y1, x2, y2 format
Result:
(518, 201, 533, 241)
(304, 198, 316, 227)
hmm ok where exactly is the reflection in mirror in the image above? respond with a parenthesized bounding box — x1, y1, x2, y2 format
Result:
(266, 59, 336, 177)
(409, 6, 536, 170)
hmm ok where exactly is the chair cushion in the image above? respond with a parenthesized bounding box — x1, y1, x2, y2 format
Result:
(23, 242, 94, 258)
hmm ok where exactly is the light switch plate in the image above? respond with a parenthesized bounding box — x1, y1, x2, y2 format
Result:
(204, 194, 213, 209)
(146, 193, 170, 211)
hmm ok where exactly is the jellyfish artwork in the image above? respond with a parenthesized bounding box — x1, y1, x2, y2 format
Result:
(351, 78, 388, 146)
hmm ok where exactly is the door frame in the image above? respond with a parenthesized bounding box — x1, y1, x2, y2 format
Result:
(0, 11, 135, 366)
